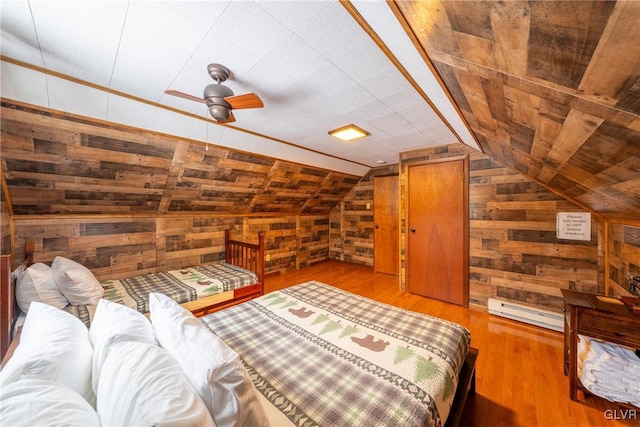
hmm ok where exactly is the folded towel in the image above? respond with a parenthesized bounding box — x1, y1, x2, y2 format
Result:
(577, 335, 640, 405)
(586, 384, 639, 405)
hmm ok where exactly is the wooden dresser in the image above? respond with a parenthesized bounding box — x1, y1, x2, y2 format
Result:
(561, 289, 640, 403)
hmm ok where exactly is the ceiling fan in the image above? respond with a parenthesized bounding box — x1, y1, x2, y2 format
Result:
(165, 63, 263, 123)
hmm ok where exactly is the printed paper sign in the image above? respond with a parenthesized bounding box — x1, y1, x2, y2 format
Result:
(556, 212, 591, 241)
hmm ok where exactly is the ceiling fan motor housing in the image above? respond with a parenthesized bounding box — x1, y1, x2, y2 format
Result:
(203, 72, 233, 122)
(207, 98, 232, 121)
(203, 83, 234, 99)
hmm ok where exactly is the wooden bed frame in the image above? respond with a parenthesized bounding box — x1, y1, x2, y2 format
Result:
(0, 231, 263, 359)
(446, 346, 478, 427)
(0, 241, 33, 361)
(181, 230, 265, 317)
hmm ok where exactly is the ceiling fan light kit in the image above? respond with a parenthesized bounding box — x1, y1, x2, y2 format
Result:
(165, 63, 263, 123)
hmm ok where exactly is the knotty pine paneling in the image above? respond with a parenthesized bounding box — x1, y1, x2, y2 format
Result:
(607, 222, 640, 298)
(400, 143, 602, 313)
(0, 103, 360, 216)
(329, 165, 399, 266)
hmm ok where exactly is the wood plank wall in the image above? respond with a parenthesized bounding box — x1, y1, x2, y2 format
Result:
(400, 144, 602, 313)
(13, 214, 332, 280)
(329, 165, 399, 266)
(0, 103, 360, 216)
(2, 101, 359, 276)
(607, 221, 640, 297)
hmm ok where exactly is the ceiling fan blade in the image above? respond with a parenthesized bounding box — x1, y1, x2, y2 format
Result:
(225, 93, 263, 109)
(165, 89, 206, 104)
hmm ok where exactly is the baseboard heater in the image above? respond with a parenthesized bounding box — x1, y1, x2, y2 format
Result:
(488, 298, 564, 332)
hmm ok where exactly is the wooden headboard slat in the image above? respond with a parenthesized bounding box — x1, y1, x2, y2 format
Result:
(1, 254, 13, 360)
(1, 240, 35, 360)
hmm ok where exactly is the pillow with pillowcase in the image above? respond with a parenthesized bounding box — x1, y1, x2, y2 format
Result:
(0, 301, 95, 406)
(16, 262, 69, 313)
(0, 379, 101, 426)
(149, 292, 268, 427)
(51, 256, 103, 305)
(96, 340, 215, 427)
(89, 298, 157, 393)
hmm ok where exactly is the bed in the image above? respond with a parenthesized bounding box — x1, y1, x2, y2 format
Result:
(13, 230, 264, 327)
(201, 281, 477, 427)
(1, 249, 478, 427)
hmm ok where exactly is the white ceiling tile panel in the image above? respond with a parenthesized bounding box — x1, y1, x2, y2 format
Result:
(235, 57, 298, 102)
(240, 133, 275, 155)
(266, 35, 329, 82)
(47, 76, 109, 120)
(109, 2, 219, 100)
(333, 41, 395, 94)
(162, 1, 230, 30)
(217, 126, 250, 151)
(29, 1, 128, 86)
(0, 62, 48, 107)
(200, 121, 227, 146)
(295, 2, 367, 63)
(0, 1, 43, 66)
(151, 107, 194, 139)
(305, 63, 359, 100)
(107, 94, 161, 132)
(257, 0, 330, 34)
(212, 1, 292, 59)
(332, 85, 378, 113)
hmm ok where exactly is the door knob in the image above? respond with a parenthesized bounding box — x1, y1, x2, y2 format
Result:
(410, 228, 416, 233)
(375, 225, 379, 229)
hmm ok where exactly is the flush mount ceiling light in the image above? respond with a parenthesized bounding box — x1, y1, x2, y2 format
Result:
(328, 124, 370, 141)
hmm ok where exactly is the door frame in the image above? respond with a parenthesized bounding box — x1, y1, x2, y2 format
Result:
(404, 155, 469, 306)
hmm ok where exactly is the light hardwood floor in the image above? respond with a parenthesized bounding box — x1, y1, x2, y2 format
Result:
(265, 260, 638, 427)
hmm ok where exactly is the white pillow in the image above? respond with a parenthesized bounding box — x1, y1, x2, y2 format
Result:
(0, 379, 101, 426)
(89, 299, 157, 393)
(0, 302, 94, 405)
(16, 262, 69, 312)
(51, 256, 103, 305)
(96, 340, 215, 427)
(149, 292, 268, 427)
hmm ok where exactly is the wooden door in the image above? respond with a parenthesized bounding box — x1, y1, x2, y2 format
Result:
(374, 175, 399, 275)
(406, 158, 468, 306)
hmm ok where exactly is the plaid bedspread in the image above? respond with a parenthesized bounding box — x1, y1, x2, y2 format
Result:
(65, 262, 258, 326)
(202, 281, 470, 427)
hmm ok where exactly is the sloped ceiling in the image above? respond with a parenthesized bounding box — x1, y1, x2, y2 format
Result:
(393, 1, 640, 220)
(1, 1, 639, 220)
